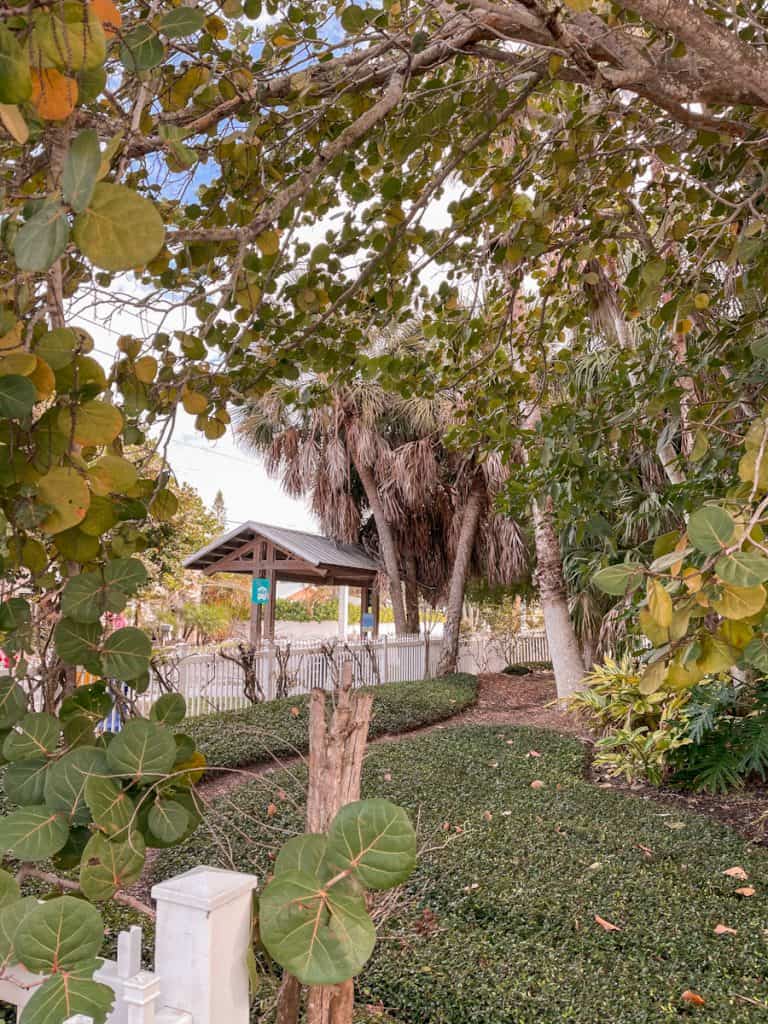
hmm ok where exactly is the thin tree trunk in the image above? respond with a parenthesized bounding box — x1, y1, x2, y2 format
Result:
(532, 497, 585, 700)
(351, 458, 408, 635)
(404, 553, 420, 634)
(437, 473, 485, 676)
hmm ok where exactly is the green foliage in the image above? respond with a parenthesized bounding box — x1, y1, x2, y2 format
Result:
(261, 798, 416, 984)
(501, 661, 553, 676)
(569, 657, 692, 784)
(183, 674, 478, 771)
(153, 727, 768, 1024)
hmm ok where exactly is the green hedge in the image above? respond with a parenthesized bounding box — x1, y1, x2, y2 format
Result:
(183, 674, 478, 772)
(502, 660, 553, 675)
(152, 725, 768, 1024)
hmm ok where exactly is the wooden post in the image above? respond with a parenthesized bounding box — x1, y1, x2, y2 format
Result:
(276, 662, 374, 1024)
(371, 581, 380, 639)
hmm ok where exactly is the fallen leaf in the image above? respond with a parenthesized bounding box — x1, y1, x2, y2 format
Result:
(383, 772, 392, 781)
(441, 821, 450, 831)
(594, 914, 621, 932)
(289, 706, 300, 718)
(530, 780, 544, 789)
(735, 886, 756, 897)
(664, 820, 686, 830)
(267, 802, 277, 817)
(681, 991, 705, 1007)
(482, 810, 493, 822)
(637, 844, 653, 858)
(276, 789, 286, 801)
(527, 750, 542, 758)
(724, 866, 748, 880)
(713, 924, 737, 935)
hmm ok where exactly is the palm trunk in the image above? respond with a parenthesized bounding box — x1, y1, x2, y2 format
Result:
(351, 458, 408, 635)
(404, 553, 420, 634)
(532, 497, 585, 699)
(437, 474, 485, 676)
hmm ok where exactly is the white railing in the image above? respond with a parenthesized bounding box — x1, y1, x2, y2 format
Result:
(2, 866, 257, 1024)
(104, 630, 548, 727)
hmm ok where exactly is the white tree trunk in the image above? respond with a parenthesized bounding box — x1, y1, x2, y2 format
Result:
(532, 497, 585, 699)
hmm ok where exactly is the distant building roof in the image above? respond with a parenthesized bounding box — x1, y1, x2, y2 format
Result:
(183, 521, 379, 583)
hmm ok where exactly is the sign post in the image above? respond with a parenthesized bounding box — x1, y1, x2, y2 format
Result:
(251, 577, 271, 605)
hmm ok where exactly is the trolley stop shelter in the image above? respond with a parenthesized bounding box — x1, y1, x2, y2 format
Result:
(183, 521, 381, 644)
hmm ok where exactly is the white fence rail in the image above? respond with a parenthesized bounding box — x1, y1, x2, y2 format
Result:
(134, 631, 549, 720)
(1, 867, 256, 1024)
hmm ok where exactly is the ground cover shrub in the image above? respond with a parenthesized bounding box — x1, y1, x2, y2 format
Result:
(502, 661, 553, 675)
(184, 674, 478, 771)
(152, 725, 768, 1024)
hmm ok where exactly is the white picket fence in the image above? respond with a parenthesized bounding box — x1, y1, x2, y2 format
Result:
(0, 866, 257, 1024)
(136, 631, 550, 718)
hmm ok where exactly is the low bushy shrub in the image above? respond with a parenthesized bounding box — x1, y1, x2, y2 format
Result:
(184, 674, 478, 771)
(502, 660, 553, 676)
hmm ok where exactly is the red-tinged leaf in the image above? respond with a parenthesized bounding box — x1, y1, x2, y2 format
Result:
(383, 772, 392, 782)
(530, 780, 544, 789)
(276, 789, 286, 801)
(724, 866, 748, 880)
(527, 750, 542, 758)
(482, 810, 492, 822)
(735, 886, 756, 897)
(713, 924, 737, 935)
(594, 915, 621, 932)
(637, 844, 653, 858)
(681, 991, 705, 1007)
(267, 802, 277, 817)
(289, 706, 300, 718)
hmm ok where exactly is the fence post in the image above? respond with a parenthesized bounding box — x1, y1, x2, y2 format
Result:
(382, 634, 389, 684)
(151, 866, 258, 1024)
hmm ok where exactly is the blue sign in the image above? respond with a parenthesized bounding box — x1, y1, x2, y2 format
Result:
(251, 578, 271, 604)
(362, 612, 374, 629)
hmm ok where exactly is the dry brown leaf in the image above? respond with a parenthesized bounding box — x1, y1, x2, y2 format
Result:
(637, 844, 653, 858)
(724, 866, 748, 880)
(594, 914, 621, 932)
(735, 886, 756, 897)
(482, 810, 493, 822)
(527, 750, 542, 758)
(289, 706, 300, 718)
(681, 991, 705, 1007)
(530, 780, 544, 789)
(266, 802, 277, 817)
(31, 69, 78, 121)
(713, 924, 737, 935)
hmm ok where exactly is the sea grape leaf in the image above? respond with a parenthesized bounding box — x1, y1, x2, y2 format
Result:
(326, 798, 417, 890)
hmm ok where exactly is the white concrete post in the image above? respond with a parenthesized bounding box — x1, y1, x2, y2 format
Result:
(337, 585, 348, 639)
(151, 866, 258, 1024)
(65, 1016, 94, 1024)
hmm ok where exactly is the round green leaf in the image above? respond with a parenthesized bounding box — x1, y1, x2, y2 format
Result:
(106, 719, 176, 781)
(0, 897, 38, 962)
(34, 328, 78, 370)
(0, 26, 32, 104)
(327, 798, 416, 890)
(32, 2, 106, 70)
(274, 833, 329, 879)
(20, 963, 114, 1024)
(14, 201, 70, 273)
(149, 488, 179, 521)
(15, 895, 102, 971)
(0, 868, 20, 909)
(0, 677, 28, 729)
(0, 806, 69, 860)
(715, 551, 768, 588)
(57, 399, 123, 446)
(101, 626, 152, 680)
(259, 870, 375, 985)
(0, 374, 36, 419)
(61, 572, 127, 623)
(54, 617, 103, 674)
(147, 798, 189, 842)
(4, 757, 49, 806)
(340, 5, 366, 32)
(43, 746, 107, 825)
(688, 506, 735, 554)
(79, 494, 118, 536)
(149, 692, 186, 726)
(712, 584, 766, 620)
(750, 334, 768, 360)
(161, 7, 205, 36)
(592, 563, 643, 596)
(120, 23, 165, 71)
(80, 831, 145, 900)
(63, 129, 100, 213)
(88, 454, 138, 495)
(54, 528, 100, 563)
(51, 825, 91, 870)
(84, 774, 135, 837)
(73, 183, 165, 272)
(744, 637, 768, 672)
(3, 712, 61, 761)
(60, 682, 112, 723)
(37, 467, 91, 534)
(104, 557, 148, 595)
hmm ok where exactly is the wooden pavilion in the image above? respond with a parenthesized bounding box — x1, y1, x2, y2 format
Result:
(183, 521, 381, 644)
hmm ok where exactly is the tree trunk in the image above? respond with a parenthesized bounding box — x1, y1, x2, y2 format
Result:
(351, 458, 408, 635)
(437, 473, 485, 676)
(532, 497, 585, 700)
(404, 553, 420, 634)
(276, 663, 374, 1024)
